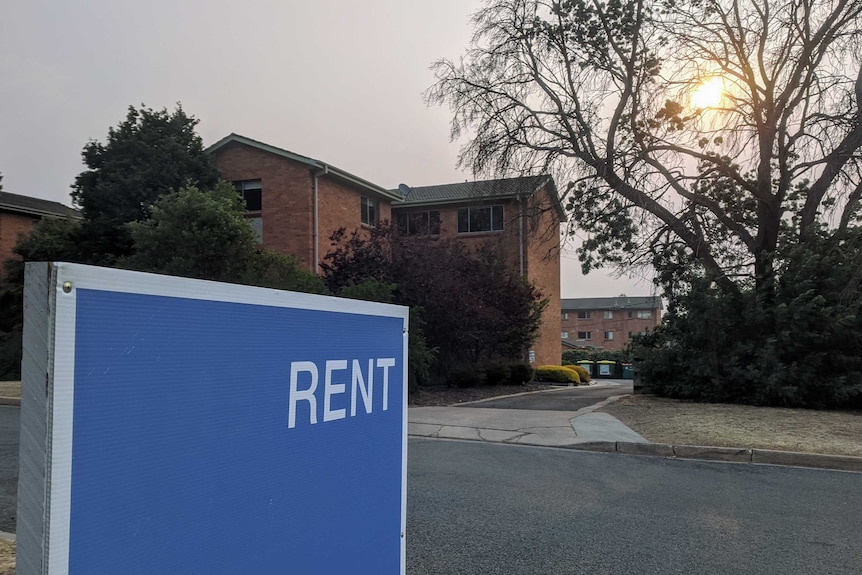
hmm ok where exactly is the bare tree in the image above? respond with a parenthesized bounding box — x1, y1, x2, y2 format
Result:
(427, 0, 862, 294)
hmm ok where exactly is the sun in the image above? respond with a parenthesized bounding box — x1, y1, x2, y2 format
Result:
(691, 77, 724, 108)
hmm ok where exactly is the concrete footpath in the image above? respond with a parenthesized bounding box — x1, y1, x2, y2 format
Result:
(409, 390, 645, 447)
(5, 384, 862, 472)
(408, 388, 862, 473)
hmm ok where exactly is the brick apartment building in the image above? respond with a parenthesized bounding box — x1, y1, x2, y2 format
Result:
(208, 133, 403, 273)
(207, 134, 564, 365)
(560, 296, 662, 352)
(0, 191, 80, 284)
(394, 177, 565, 367)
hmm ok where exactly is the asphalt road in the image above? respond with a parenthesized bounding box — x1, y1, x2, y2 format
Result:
(469, 380, 632, 411)
(0, 405, 18, 533)
(408, 438, 862, 575)
(5, 407, 861, 574)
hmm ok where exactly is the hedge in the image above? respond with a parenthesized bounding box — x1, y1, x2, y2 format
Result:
(568, 364, 591, 383)
(535, 365, 580, 384)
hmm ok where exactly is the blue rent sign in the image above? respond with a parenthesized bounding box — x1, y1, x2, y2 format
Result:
(17, 263, 408, 575)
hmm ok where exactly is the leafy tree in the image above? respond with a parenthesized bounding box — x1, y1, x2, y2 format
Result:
(240, 249, 328, 294)
(4, 217, 83, 284)
(320, 224, 393, 290)
(123, 182, 326, 295)
(635, 227, 862, 408)
(562, 348, 630, 364)
(0, 286, 23, 380)
(322, 225, 546, 376)
(123, 182, 255, 282)
(429, 0, 862, 405)
(72, 104, 220, 263)
(427, 0, 862, 297)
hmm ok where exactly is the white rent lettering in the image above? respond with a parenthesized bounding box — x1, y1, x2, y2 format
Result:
(288, 358, 397, 428)
(351, 359, 374, 417)
(324, 360, 348, 422)
(288, 361, 318, 429)
(377, 358, 395, 411)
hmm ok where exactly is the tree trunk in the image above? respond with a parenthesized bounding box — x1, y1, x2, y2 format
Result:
(754, 199, 782, 300)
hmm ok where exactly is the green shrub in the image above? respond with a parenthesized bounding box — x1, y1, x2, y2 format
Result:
(508, 363, 534, 384)
(569, 364, 591, 383)
(535, 365, 580, 384)
(484, 364, 510, 386)
(449, 365, 485, 388)
(0, 286, 23, 380)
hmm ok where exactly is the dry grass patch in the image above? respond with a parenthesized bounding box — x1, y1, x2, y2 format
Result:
(599, 394, 862, 456)
(0, 540, 14, 575)
(0, 382, 19, 399)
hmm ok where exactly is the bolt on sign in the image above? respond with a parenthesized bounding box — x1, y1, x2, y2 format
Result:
(17, 263, 408, 574)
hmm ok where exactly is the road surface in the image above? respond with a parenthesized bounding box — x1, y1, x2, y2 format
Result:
(407, 437, 862, 574)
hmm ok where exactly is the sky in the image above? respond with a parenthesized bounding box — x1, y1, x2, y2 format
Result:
(0, 0, 656, 298)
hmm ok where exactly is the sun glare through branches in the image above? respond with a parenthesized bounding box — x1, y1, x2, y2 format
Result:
(691, 77, 724, 108)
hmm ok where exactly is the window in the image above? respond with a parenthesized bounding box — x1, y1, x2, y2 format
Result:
(629, 310, 653, 319)
(397, 210, 440, 235)
(247, 217, 263, 243)
(604, 311, 613, 319)
(561, 312, 568, 320)
(577, 311, 591, 319)
(577, 331, 591, 340)
(628, 331, 633, 339)
(561, 331, 569, 339)
(233, 180, 263, 243)
(457, 205, 503, 233)
(234, 180, 262, 212)
(361, 197, 378, 226)
(604, 331, 614, 341)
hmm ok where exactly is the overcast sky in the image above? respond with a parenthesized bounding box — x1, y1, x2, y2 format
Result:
(0, 0, 656, 298)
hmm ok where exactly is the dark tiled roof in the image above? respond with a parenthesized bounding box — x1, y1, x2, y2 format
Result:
(0, 191, 81, 219)
(394, 175, 551, 204)
(561, 296, 662, 311)
(392, 175, 566, 221)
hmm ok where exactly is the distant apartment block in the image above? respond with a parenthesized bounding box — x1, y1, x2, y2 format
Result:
(561, 296, 662, 352)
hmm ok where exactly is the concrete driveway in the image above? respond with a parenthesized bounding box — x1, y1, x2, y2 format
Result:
(408, 381, 646, 447)
(459, 379, 632, 410)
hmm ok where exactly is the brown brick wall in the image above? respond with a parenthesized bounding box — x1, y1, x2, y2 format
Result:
(0, 211, 38, 284)
(317, 177, 391, 272)
(523, 186, 562, 366)
(213, 142, 315, 270)
(427, 199, 522, 258)
(392, 191, 562, 367)
(213, 142, 392, 274)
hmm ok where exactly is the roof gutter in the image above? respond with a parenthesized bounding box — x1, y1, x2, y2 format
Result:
(518, 195, 525, 277)
(312, 165, 329, 275)
(0, 203, 82, 220)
